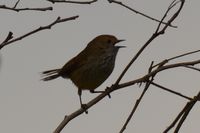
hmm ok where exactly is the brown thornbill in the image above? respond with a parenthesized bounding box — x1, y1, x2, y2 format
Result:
(42, 34, 125, 109)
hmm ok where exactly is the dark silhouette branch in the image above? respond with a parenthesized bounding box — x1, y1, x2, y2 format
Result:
(118, 59, 200, 90)
(184, 66, 200, 72)
(0, 16, 79, 50)
(119, 79, 154, 133)
(150, 82, 193, 101)
(163, 100, 191, 133)
(53, 1, 185, 132)
(119, 62, 155, 133)
(46, 0, 97, 4)
(52, 57, 200, 133)
(153, 49, 200, 68)
(107, 0, 177, 28)
(115, 0, 184, 85)
(13, 0, 20, 8)
(174, 92, 200, 133)
(0, 1, 53, 12)
(0, 6, 53, 12)
(1, 32, 13, 44)
(164, 91, 200, 133)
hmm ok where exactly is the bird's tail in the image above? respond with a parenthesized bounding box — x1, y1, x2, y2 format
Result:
(41, 69, 60, 81)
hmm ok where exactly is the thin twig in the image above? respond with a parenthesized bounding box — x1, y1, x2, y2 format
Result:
(153, 49, 200, 68)
(53, 84, 119, 133)
(1, 32, 13, 44)
(151, 82, 193, 101)
(0, 16, 79, 50)
(46, 0, 97, 4)
(114, 0, 184, 85)
(53, 1, 185, 132)
(168, 49, 200, 61)
(163, 101, 190, 133)
(184, 66, 200, 72)
(53, 58, 199, 133)
(108, 0, 177, 28)
(117, 59, 200, 90)
(164, 91, 200, 133)
(174, 92, 200, 133)
(119, 62, 155, 133)
(154, 0, 179, 33)
(119, 81, 152, 133)
(0, 5, 53, 12)
(13, 0, 20, 8)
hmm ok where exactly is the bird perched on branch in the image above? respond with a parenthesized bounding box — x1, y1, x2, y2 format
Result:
(42, 34, 125, 110)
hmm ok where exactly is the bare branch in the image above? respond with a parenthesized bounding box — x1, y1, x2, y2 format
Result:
(119, 81, 152, 133)
(115, 0, 184, 85)
(54, 60, 200, 133)
(184, 66, 200, 72)
(1, 32, 13, 44)
(108, 0, 177, 28)
(163, 100, 191, 133)
(46, 0, 97, 4)
(119, 62, 155, 133)
(52, 58, 199, 133)
(174, 92, 200, 133)
(0, 5, 53, 12)
(13, 0, 20, 8)
(118, 59, 200, 89)
(53, 84, 118, 133)
(151, 82, 193, 101)
(164, 91, 200, 133)
(169, 50, 200, 61)
(53, 1, 185, 132)
(153, 49, 200, 68)
(0, 16, 79, 50)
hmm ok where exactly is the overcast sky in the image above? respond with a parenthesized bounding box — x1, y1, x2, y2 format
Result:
(0, 0, 200, 133)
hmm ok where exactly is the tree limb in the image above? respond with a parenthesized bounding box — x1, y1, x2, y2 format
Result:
(108, 0, 177, 28)
(119, 62, 155, 133)
(46, 0, 97, 4)
(0, 5, 52, 12)
(115, 0, 184, 85)
(0, 16, 79, 50)
(150, 81, 193, 101)
(164, 91, 200, 133)
(53, 1, 186, 132)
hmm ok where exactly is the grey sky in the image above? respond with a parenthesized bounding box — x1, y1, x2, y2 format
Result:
(0, 0, 200, 133)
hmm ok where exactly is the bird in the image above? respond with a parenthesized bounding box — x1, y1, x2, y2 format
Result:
(41, 34, 125, 109)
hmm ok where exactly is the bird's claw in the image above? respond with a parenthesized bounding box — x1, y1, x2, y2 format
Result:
(81, 104, 88, 114)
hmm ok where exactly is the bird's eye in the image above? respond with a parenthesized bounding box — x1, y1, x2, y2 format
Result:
(99, 45, 105, 49)
(107, 39, 112, 44)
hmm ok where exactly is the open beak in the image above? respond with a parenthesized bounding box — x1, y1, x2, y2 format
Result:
(116, 39, 125, 43)
(115, 39, 126, 48)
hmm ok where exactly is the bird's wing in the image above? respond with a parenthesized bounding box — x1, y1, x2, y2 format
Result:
(59, 50, 88, 78)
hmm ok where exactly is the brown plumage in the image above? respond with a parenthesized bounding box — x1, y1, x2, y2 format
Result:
(42, 34, 125, 109)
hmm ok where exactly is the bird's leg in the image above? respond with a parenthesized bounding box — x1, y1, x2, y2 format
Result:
(90, 89, 111, 98)
(78, 88, 88, 114)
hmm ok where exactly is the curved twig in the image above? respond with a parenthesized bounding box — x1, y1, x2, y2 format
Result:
(0, 5, 52, 12)
(53, 58, 200, 133)
(115, 0, 184, 85)
(119, 62, 155, 133)
(164, 91, 200, 133)
(108, 0, 177, 28)
(153, 49, 200, 68)
(150, 82, 193, 101)
(0, 16, 79, 50)
(46, 0, 97, 4)
(53, 1, 185, 132)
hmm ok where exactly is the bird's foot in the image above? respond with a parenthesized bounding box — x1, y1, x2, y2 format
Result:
(81, 104, 88, 114)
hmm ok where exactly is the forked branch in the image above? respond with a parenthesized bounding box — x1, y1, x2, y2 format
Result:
(0, 16, 79, 50)
(53, 1, 185, 133)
